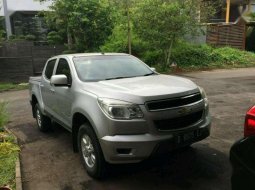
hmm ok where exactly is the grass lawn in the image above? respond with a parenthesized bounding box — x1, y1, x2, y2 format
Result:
(0, 83, 28, 93)
(0, 138, 19, 189)
(0, 102, 19, 189)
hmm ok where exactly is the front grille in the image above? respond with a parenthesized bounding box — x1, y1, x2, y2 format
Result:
(146, 93, 202, 111)
(154, 111, 203, 131)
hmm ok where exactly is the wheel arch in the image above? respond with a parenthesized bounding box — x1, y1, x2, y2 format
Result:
(31, 94, 38, 118)
(72, 112, 98, 153)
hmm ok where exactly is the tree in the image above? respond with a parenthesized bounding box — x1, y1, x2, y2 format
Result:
(47, 31, 63, 45)
(0, 17, 6, 46)
(133, 0, 219, 69)
(107, 0, 137, 54)
(43, 0, 113, 52)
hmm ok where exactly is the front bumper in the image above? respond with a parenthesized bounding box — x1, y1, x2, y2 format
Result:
(100, 116, 211, 164)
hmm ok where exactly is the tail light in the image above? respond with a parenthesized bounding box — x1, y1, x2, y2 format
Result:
(244, 106, 255, 137)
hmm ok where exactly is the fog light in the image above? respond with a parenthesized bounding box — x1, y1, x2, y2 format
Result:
(116, 148, 132, 155)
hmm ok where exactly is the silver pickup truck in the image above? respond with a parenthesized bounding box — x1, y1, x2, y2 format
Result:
(29, 53, 211, 178)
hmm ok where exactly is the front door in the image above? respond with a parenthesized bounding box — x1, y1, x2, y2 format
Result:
(51, 58, 73, 128)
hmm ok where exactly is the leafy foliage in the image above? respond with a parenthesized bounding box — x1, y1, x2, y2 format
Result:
(0, 17, 6, 46)
(212, 47, 255, 66)
(133, 0, 219, 69)
(164, 42, 255, 72)
(47, 31, 63, 45)
(246, 26, 255, 52)
(250, 12, 255, 20)
(0, 141, 19, 189)
(35, 0, 254, 72)
(0, 83, 29, 93)
(100, 0, 219, 68)
(0, 102, 8, 132)
(44, 0, 113, 52)
(101, 25, 130, 53)
(0, 102, 19, 189)
(25, 34, 36, 41)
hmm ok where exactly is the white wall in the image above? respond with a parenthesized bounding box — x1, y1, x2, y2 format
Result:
(0, 0, 4, 16)
(0, 0, 52, 16)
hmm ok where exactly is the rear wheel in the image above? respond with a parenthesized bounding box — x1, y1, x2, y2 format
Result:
(35, 104, 51, 132)
(78, 123, 106, 179)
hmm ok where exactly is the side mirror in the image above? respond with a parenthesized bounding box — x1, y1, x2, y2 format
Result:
(150, 67, 156, 72)
(51, 75, 68, 87)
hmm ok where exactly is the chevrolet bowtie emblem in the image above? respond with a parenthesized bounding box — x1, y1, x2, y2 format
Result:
(178, 107, 192, 115)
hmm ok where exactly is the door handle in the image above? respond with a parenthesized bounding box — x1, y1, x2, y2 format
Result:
(40, 84, 44, 87)
(50, 88, 55, 93)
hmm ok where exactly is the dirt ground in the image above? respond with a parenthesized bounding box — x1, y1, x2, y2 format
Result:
(1, 68, 255, 190)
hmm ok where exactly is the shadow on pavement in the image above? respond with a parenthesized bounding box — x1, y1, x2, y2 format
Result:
(97, 145, 230, 190)
(9, 122, 230, 190)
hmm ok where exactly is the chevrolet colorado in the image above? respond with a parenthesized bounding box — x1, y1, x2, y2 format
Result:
(29, 53, 211, 178)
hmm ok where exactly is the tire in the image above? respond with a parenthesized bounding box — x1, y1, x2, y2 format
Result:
(78, 123, 106, 179)
(180, 144, 192, 151)
(35, 103, 51, 132)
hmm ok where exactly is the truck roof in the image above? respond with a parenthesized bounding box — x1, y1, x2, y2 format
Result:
(52, 53, 130, 60)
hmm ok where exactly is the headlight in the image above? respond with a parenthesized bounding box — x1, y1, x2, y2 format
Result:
(199, 86, 209, 114)
(98, 98, 144, 120)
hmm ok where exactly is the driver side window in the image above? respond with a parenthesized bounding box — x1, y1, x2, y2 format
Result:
(45, 59, 56, 80)
(56, 58, 72, 85)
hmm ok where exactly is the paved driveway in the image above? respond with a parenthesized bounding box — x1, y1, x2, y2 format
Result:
(1, 68, 255, 190)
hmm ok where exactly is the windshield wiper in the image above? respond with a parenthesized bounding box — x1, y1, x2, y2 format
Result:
(144, 72, 155, 76)
(105, 76, 133, 81)
(105, 73, 155, 80)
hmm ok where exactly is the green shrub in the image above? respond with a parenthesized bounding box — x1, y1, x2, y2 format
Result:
(18, 35, 26, 40)
(0, 102, 8, 132)
(171, 43, 213, 67)
(47, 31, 63, 45)
(101, 36, 255, 71)
(25, 34, 36, 41)
(9, 35, 16, 40)
(212, 47, 255, 65)
(62, 49, 77, 54)
(157, 42, 255, 71)
(0, 83, 28, 93)
(0, 141, 19, 189)
(0, 102, 18, 189)
(141, 50, 163, 66)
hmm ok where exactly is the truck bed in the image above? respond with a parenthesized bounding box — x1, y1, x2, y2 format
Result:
(29, 76, 41, 83)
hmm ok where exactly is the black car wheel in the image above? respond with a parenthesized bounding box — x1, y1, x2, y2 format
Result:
(78, 123, 106, 179)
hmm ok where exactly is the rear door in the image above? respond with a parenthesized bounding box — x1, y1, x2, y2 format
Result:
(41, 58, 57, 115)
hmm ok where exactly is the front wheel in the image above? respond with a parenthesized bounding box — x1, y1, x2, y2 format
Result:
(78, 124, 106, 179)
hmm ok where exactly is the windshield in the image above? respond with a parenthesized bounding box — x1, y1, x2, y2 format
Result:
(73, 55, 154, 82)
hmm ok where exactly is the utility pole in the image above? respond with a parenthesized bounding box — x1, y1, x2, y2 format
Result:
(2, 0, 12, 39)
(248, 0, 252, 12)
(125, 0, 132, 55)
(226, 0, 231, 23)
(127, 6, 131, 55)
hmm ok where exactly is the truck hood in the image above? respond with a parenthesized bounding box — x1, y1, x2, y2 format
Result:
(82, 75, 199, 104)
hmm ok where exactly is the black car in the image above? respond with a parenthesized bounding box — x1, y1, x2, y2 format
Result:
(230, 106, 255, 190)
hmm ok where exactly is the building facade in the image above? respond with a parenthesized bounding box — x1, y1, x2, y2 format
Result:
(210, 0, 255, 23)
(0, 0, 52, 38)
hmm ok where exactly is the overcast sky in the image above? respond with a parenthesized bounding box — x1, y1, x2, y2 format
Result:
(0, 0, 52, 16)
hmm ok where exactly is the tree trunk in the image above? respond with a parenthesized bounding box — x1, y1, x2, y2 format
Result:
(127, 1, 132, 55)
(166, 39, 174, 69)
(67, 27, 73, 51)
